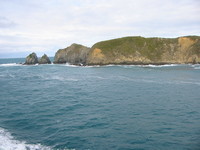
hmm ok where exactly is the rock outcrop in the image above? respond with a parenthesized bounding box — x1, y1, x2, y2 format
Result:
(24, 52, 39, 65)
(39, 54, 51, 64)
(54, 43, 91, 65)
(86, 36, 200, 65)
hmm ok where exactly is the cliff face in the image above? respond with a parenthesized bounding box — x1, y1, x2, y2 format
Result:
(54, 43, 90, 65)
(86, 36, 200, 65)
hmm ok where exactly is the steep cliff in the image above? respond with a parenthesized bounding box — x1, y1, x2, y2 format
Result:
(54, 43, 90, 65)
(86, 36, 200, 65)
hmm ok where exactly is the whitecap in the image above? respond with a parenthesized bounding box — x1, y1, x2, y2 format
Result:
(194, 67, 200, 70)
(104, 64, 116, 67)
(192, 64, 200, 70)
(84, 65, 101, 68)
(0, 127, 51, 150)
(0, 63, 22, 67)
(64, 63, 80, 67)
(144, 64, 179, 68)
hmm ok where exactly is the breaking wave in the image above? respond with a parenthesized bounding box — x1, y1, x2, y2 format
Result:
(0, 63, 22, 67)
(143, 64, 179, 67)
(0, 127, 51, 150)
(192, 64, 200, 69)
(64, 63, 80, 67)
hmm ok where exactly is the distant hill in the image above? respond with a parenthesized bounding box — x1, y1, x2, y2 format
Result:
(86, 36, 200, 65)
(53, 36, 200, 65)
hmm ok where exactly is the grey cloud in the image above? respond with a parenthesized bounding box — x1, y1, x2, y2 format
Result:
(0, 17, 17, 28)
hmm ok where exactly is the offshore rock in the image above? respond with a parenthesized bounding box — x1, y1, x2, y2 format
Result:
(24, 52, 38, 65)
(86, 36, 200, 65)
(54, 43, 91, 65)
(39, 54, 51, 64)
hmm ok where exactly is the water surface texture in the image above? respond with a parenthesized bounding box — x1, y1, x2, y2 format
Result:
(0, 58, 200, 150)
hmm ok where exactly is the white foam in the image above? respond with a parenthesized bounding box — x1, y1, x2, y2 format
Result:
(194, 67, 200, 70)
(102, 64, 180, 68)
(84, 65, 100, 68)
(0, 127, 51, 150)
(144, 64, 179, 68)
(192, 64, 200, 70)
(104, 64, 116, 67)
(0, 63, 22, 67)
(87, 64, 180, 68)
(64, 63, 79, 67)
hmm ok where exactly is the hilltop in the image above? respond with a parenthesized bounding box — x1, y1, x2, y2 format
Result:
(86, 36, 200, 65)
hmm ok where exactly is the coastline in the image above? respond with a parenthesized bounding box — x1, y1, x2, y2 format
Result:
(50, 61, 200, 67)
(1, 61, 199, 68)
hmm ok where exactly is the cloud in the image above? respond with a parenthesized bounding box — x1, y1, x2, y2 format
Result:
(0, 17, 17, 28)
(0, 0, 199, 57)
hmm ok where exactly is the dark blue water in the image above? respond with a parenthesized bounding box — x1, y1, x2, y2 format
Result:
(0, 58, 200, 150)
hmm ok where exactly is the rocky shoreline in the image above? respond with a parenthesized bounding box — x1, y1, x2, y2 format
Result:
(25, 36, 200, 65)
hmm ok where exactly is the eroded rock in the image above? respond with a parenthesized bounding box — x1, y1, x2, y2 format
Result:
(25, 52, 38, 65)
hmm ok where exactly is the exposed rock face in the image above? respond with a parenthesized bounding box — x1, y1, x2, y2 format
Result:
(39, 54, 51, 64)
(86, 36, 200, 65)
(54, 43, 91, 65)
(25, 52, 38, 65)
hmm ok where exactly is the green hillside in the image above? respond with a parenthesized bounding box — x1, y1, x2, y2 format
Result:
(87, 36, 200, 65)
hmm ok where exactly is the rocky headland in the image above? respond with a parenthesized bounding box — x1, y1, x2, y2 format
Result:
(86, 36, 200, 65)
(54, 43, 90, 65)
(25, 36, 200, 66)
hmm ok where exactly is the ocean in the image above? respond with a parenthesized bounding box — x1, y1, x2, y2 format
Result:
(0, 58, 199, 150)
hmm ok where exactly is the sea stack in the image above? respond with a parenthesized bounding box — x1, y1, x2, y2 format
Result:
(39, 54, 51, 64)
(25, 52, 39, 65)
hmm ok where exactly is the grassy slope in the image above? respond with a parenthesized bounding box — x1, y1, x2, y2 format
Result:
(89, 36, 200, 64)
(91, 36, 178, 61)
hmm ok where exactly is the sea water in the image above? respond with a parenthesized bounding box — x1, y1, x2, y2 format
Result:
(0, 58, 199, 150)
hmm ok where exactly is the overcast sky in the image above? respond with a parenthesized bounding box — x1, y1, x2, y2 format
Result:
(0, 0, 199, 58)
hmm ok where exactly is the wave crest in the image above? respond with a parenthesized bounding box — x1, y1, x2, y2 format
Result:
(0, 127, 51, 150)
(0, 63, 22, 67)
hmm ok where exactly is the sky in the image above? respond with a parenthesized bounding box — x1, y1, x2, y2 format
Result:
(0, 0, 199, 58)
